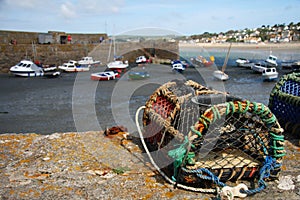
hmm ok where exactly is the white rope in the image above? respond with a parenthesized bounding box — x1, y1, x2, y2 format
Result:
(135, 106, 217, 193)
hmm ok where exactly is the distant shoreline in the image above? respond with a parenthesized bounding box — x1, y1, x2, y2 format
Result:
(179, 42, 300, 50)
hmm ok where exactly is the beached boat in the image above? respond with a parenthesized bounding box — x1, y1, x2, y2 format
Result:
(43, 70, 61, 78)
(191, 55, 214, 67)
(251, 62, 267, 73)
(235, 58, 254, 68)
(128, 71, 150, 80)
(265, 55, 278, 67)
(58, 60, 90, 72)
(136, 56, 148, 64)
(78, 57, 101, 66)
(281, 60, 294, 69)
(10, 60, 44, 77)
(213, 43, 231, 81)
(107, 60, 129, 71)
(213, 70, 229, 81)
(262, 67, 278, 81)
(291, 61, 300, 71)
(171, 60, 185, 73)
(90, 71, 119, 81)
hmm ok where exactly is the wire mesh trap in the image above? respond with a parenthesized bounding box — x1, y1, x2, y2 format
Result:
(269, 72, 300, 138)
(136, 80, 286, 197)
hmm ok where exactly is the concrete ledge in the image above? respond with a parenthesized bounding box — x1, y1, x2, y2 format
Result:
(0, 131, 299, 199)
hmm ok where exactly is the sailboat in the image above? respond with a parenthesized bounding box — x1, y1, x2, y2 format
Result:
(213, 43, 232, 81)
(107, 36, 129, 71)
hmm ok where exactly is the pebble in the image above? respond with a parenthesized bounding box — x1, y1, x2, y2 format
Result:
(277, 175, 295, 190)
(42, 157, 50, 161)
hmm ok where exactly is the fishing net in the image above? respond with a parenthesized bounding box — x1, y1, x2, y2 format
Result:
(138, 80, 285, 196)
(269, 72, 300, 138)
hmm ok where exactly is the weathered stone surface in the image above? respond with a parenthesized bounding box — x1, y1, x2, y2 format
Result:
(0, 131, 299, 199)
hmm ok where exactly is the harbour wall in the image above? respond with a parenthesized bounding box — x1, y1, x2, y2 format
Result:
(0, 30, 179, 73)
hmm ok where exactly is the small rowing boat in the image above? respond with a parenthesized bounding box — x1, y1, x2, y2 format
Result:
(90, 71, 119, 81)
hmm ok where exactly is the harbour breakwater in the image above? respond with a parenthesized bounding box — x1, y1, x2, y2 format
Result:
(0, 30, 179, 73)
(0, 42, 179, 73)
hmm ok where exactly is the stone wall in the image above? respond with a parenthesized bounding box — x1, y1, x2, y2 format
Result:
(0, 30, 108, 45)
(0, 40, 179, 73)
(0, 43, 100, 73)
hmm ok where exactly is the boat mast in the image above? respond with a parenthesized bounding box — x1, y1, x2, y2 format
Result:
(221, 43, 232, 72)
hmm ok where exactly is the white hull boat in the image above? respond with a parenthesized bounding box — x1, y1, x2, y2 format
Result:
(58, 60, 90, 72)
(236, 58, 254, 68)
(78, 57, 101, 66)
(10, 60, 44, 77)
(172, 61, 185, 73)
(265, 55, 278, 67)
(213, 70, 229, 81)
(91, 71, 119, 81)
(213, 43, 231, 81)
(262, 68, 278, 80)
(107, 60, 129, 70)
(251, 62, 267, 73)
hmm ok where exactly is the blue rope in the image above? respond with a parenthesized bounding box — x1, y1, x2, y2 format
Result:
(180, 156, 280, 196)
(182, 167, 226, 187)
(241, 156, 281, 195)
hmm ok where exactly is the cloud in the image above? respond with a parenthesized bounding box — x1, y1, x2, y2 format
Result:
(4, 0, 41, 8)
(60, 2, 76, 20)
(77, 0, 124, 14)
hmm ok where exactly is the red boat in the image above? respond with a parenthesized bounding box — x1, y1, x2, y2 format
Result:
(90, 71, 119, 81)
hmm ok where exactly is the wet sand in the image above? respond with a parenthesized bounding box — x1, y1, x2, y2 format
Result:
(0, 62, 291, 135)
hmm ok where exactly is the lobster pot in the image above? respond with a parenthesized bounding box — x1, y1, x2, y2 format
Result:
(142, 80, 285, 192)
(269, 72, 300, 138)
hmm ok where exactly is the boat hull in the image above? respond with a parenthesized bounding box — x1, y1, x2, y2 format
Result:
(59, 67, 90, 72)
(262, 68, 278, 81)
(213, 70, 229, 81)
(251, 64, 267, 73)
(90, 72, 118, 81)
(10, 70, 44, 77)
(263, 74, 278, 80)
(44, 71, 61, 78)
(128, 71, 150, 80)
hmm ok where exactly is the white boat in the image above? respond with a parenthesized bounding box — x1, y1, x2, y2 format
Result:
(251, 62, 267, 73)
(107, 60, 129, 70)
(58, 60, 90, 72)
(171, 60, 185, 73)
(265, 55, 278, 67)
(90, 71, 119, 81)
(10, 60, 44, 77)
(78, 57, 101, 66)
(213, 43, 231, 81)
(42, 65, 57, 72)
(213, 70, 229, 81)
(44, 70, 61, 78)
(136, 56, 148, 64)
(262, 67, 278, 80)
(235, 58, 254, 68)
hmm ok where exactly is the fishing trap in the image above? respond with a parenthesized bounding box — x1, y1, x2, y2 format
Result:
(135, 80, 285, 198)
(269, 72, 300, 138)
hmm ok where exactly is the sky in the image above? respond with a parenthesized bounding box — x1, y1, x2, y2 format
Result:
(0, 0, 299, 36)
